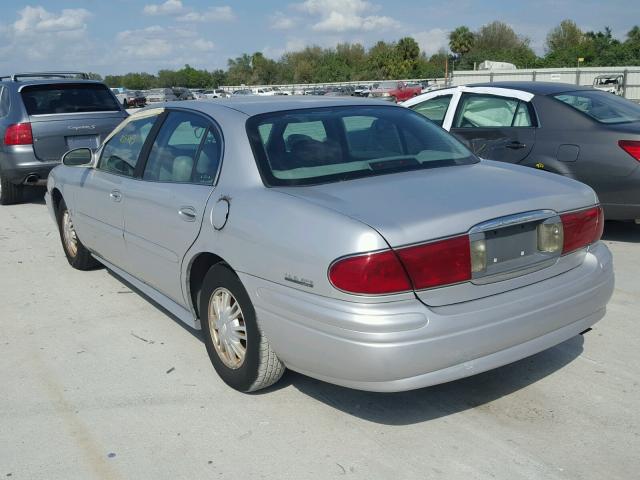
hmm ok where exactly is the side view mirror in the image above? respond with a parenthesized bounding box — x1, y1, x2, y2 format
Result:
(62, 148, 93, 167)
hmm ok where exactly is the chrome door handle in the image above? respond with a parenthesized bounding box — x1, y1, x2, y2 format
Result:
(110, 190, 122, 202)
(178, 207, 197, 221)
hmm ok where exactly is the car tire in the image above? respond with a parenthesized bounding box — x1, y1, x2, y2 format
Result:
(200, 264, 285, 392)
(56, 199, 99, 270)
(0, 170, 24, 205)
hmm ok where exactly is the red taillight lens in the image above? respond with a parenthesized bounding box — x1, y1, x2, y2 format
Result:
(395, 235, 471, 290)
(329, 235, 472, 294)
(4, 123, 33, 146)
(561, 206, 604, 255)
(619, 140, 640, 161)
(329, 250, 411, 294)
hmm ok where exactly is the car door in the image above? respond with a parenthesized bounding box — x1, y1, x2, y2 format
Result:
(73, 112, 160, 266)
(449, 93, 536, 164)
(121, 110, 222, 305)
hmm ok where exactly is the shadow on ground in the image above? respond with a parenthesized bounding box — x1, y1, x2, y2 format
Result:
(602, 221, 640, 243)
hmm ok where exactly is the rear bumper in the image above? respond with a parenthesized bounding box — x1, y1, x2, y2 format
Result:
(240, 242, 614, 392)
(0, 146, 58, 184)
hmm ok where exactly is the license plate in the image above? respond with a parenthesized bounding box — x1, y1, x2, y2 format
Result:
(66, 135, 98, 149)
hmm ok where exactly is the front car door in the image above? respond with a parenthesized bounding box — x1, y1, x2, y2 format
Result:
(122, 110, 223, 305)
(408, 94, 454, 127)
(450, 93, 536, 164)
(73, 112, 161, 266)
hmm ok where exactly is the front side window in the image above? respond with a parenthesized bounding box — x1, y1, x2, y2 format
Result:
(454, 94, 534, 128)
(20, 83, 120, 115)
(143, 111, 221, 184)
(97, 115, 158, 176)
(411, 95, 452, 126)
(554, 90, 640, 124)
(246, 105, 476, 186)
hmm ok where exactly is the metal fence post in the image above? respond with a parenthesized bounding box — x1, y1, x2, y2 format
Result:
(622, 69, 629, 98)
(532, 71, 537, 82)
(490, 72, 494, 83)
(576, 69, 581, 85)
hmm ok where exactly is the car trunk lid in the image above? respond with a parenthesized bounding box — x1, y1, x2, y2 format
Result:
(278, 160, 598, 306)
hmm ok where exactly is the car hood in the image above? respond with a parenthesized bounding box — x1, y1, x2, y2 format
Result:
(276, 160, 597, 247)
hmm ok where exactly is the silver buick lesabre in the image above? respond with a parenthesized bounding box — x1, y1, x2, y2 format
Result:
(45, 97, 614, 393)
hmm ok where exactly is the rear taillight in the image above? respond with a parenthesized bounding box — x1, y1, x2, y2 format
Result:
(395, 236, 471, 290)
(3, 122, 33, 146)
(561, 206, 604, 255)
(329, 235, 471, 295)
(619, 140, 640, 162)
(329, 250, 411, 295)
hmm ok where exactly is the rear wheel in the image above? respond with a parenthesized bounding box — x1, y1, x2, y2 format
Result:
(57, 199, 99, 270)
(0, 169, 24, 205)
(200, 264, 285, 392)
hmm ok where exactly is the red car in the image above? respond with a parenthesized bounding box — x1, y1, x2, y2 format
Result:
(369, 81, 421, 103)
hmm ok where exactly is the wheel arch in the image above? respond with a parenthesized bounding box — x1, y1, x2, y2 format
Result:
(187, 252, 233, 319)
(51, 187, 64, 216)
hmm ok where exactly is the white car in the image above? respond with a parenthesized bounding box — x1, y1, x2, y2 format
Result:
(202, 89, 228, 99)
(252, 87, 277, 96)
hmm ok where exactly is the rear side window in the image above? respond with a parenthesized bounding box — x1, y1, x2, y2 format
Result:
(20, 83, 120, 115)
(410, 95, 452, 126)
(246, 105, 476, 186)
(554, 90, 640, 124)
(0, 87, 10, 117)
(143, 111, 221, 185)
(454, 94, 534, 128)
(98, 115, 158, 177)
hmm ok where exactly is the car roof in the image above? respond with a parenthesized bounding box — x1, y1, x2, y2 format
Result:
(0, 78, 106, 89)
(159, 96, 399, 116)
(468, 81, 594, 96)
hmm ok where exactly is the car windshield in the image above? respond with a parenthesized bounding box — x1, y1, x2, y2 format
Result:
(21, 83, 120, 115)
(246, 105, 477, 186)
(554, 90, 640, 124)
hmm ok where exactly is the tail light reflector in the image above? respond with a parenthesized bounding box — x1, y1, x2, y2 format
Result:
(619, 140, 640, 161)
(561, 206, 604, 255)
(4, 122, 33, 146)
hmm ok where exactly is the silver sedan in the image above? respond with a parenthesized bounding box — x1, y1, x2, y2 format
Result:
(45, 97, 614, 392)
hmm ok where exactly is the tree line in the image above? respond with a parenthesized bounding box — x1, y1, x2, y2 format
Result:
(101, 20, 640, 89)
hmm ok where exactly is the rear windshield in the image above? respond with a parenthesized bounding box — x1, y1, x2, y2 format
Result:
(21, 83, 120, 115)
(553, 90, 640, 124)
(246, 105, 477, 186)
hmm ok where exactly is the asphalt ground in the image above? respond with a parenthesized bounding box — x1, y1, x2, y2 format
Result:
(1, 191, 639, 480)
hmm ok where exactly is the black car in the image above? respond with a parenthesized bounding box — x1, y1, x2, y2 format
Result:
(405, 81, 640, 221)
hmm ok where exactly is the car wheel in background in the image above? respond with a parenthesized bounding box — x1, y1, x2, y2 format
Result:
(0, 170, 24, 205)
(56, 199, 99, 270)
(200, 264, 285, 392)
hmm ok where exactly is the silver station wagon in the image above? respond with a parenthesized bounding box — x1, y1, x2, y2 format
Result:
(46, 97, 614, 393)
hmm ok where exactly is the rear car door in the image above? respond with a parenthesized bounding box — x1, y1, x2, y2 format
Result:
(450, 93, 536, 164)
(73, 112, 160, 267)
(20, 83, 127, 162)
(122, 110, 222, 304)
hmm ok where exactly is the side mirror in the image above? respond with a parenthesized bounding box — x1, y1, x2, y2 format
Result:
(62, 148, 93, 167)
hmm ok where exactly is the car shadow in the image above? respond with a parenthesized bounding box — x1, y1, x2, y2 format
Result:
(259, 335, 585, 426)
(602, 221, 640, 243)
(22, 186, 46, 205)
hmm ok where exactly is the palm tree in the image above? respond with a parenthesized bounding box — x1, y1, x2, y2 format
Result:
(449, 26, 475, 56)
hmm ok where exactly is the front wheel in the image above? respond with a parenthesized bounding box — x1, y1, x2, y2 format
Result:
(200, 264, 285, 392)
(57, 199, 99, 270)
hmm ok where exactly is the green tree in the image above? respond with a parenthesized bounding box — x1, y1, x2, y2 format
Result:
(449, 26, 475, 56)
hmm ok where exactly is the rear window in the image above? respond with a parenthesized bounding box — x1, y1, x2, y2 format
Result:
(554, 90, 640, 124)
(20, 83, 120, 115)
(246, 105, 477, 186)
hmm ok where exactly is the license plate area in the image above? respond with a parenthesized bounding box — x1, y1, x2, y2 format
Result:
(470, 210, 561, 284)
(66, 135, 99, 150)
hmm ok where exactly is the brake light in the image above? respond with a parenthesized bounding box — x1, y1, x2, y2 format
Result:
(329, 235, 471, 295)
(329, 250, 411, 294)
(561, 206, 604, 255)
(395, 236, 471, 290)
(619, 140, 640, 161)
(4, 122, 33, 146)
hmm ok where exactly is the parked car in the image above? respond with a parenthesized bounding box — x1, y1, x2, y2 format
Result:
(352, 84, 371, 97)
(202, 89, 228, 99)
(46, 97, 613, 393)
(232, 89, 254, 96)
(0, 71, 127, 204)
(403, 82, 640, 221)
(324, 86, 355, 97)
(111, 88, 145, 108)
(369, 81, 422, 102)
(146, 88, 179, 103)
(593, 74, 624, 96)
(172, 87, 195, 101)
